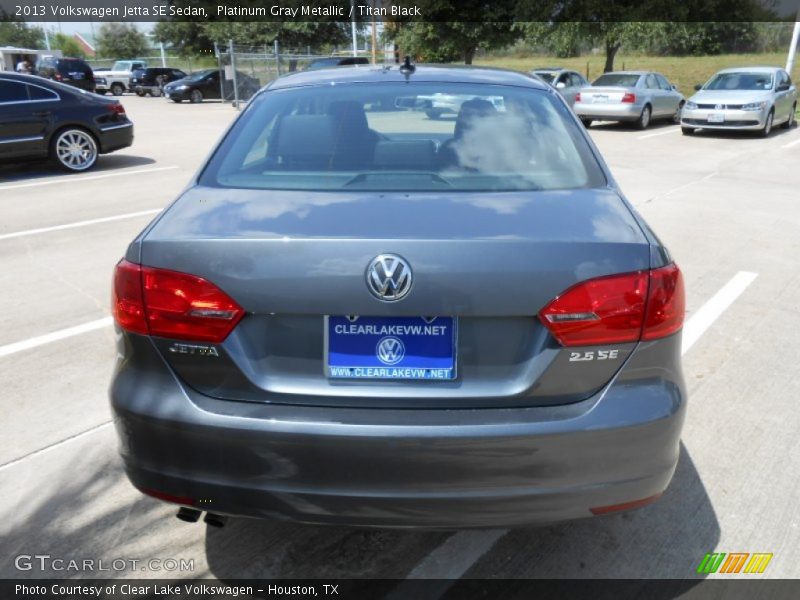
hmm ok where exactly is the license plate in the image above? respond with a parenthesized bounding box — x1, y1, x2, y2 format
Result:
(708, 113, 725, 123)
(592, 95, 608, 103)
(326, 316, 456, 380)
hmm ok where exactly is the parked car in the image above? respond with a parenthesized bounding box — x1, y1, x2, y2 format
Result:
(531, 67, 589, 107)
(110, 65, 686, 529)
(35, 56, 95, 93)
(573, 71, 685, 129)
(680, 66, 797, 137)
(305, 56, 369, 70)
(0, 73, 133, 171)
(163, 69, 261, 103)
(131, 67, 187, 97)
(95, 60, 148, 96)
(414, 92, 505, 119)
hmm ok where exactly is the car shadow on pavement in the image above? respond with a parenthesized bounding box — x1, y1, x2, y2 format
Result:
(686, 123, 797, 141)
(204, 442, 718, 584)
(589, 121, 678, 133)
(0, 155, 157, 183)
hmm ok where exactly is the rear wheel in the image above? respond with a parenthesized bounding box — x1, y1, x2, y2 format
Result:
(681, 127, 695, 136)
(781, 104, 796, 129)
(51, 128, 98, 172)
(110, 83, 125, 96)
(636, 105, 651, 130)
(760, 109, 774, 137)
(425, 108, 443, 120)
(135, 88, 145, 97)
(580, 118, 592, 128)
(189, 89, 204, 103)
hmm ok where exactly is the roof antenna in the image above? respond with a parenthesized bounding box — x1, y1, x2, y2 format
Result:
(399, 55, 415, 76)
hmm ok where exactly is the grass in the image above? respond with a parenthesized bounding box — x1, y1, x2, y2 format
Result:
(475, 52, 800, 99)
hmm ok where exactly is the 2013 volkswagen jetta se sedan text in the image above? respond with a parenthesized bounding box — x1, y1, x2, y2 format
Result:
(110, 65, 686, 528)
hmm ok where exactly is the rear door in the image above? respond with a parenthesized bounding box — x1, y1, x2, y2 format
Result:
(656, 73, 680, 116)
(0, 79, 52, 158)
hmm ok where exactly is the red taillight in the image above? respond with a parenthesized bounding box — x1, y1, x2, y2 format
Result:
(112, 259, 244, 343)
(642, 264, 685, 340)
(108, 103, 126, 116)
(621, 92, 636, 103)
(54, 73, 62, 81)
(574, 92, 581, 102)
(538, 264, 684, 347)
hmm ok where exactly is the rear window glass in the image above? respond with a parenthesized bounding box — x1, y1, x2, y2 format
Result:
(200, 82, 605, 192)
(593, 74, 641, 87)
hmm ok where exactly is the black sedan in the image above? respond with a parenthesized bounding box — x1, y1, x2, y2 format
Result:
(0, 73, 133, 172)
(163, 69, 261, 103)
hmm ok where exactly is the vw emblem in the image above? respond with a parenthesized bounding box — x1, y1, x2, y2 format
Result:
(376, 336, 405, 365)
(366, 254, 412, 302)
(715, 104, 723, 110)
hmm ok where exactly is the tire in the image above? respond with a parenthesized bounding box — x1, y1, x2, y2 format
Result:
(681, 127, 695, 136)
(135, 88, 145, 97)
(110, 83, 125, 96)
(580, 118, 593, 128)
(635, 105, 652, 130)
(760, 109, 774, 137)
(50, 128, 98, 172)
(673, 102, 684, 124)
(189, 89, 203, 103)
(425, 108, 443, 120)
(781, 104, 796, 129)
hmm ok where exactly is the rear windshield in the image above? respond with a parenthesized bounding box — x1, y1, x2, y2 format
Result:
(534, 72, 556, 83)
(59, 60, 91, 74)
(704, 72, 773, 91)
(200, 82, 605, 192)
(592, 74, 641, 87)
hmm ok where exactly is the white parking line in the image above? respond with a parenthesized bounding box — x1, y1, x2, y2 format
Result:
(0, 165, 179, 191)
(0, 316, 112, 359)
(681, 271, 757, 354)
(0, 421, 112, 473)
(402, 270, 758, 581)
(638, 128, 680, 140)
(0, 209, 162, 241)
(782, 136, 800, 149)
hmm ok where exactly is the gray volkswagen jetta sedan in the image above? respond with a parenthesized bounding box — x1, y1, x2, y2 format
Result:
(110, 65, 686, 528)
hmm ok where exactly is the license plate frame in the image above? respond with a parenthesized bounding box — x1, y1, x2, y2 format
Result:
(325, 316, 457, 381)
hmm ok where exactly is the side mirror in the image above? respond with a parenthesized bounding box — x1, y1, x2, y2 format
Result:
(777, 83, 790, 92)
(671, 84, 678, 91)
(694, 84, 702, 91)
(555, 81, 566, 89)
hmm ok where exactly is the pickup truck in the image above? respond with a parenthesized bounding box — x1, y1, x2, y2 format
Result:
(95, 60, 147, 95)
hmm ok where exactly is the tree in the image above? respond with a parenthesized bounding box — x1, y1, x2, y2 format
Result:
(387, 2, 517, 65)
(95, 23, 149, 59)
(51, 33, 86, 59)
(153, 21, 214, 56)
(0, 20, 44, 49)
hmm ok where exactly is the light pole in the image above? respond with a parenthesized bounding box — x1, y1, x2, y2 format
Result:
(787, 19, 800, 75)
(351, 0, 358, 57)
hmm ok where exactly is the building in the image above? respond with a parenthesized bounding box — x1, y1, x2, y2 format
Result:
(0, 47, 63, 72)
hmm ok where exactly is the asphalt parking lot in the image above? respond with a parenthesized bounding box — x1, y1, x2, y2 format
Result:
(1, 94, 799, 583)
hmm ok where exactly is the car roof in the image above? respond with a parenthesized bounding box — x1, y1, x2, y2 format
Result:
(268, 64, 549, 91)
(716, 66, 781, 74)
(598, 71, 650, 76)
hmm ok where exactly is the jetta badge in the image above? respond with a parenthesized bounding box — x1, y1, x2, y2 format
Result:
(366, 254, 412, 301)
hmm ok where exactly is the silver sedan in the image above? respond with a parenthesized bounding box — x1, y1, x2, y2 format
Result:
(531, 68, 589, 108)
(681, 67, 797, 137)
(573, 71, 685, 129)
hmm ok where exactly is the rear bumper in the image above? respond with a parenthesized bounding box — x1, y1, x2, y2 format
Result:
(110, 333, 686, 528)
(574, 102, 643, 121)
(97, 122, 134, 153)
